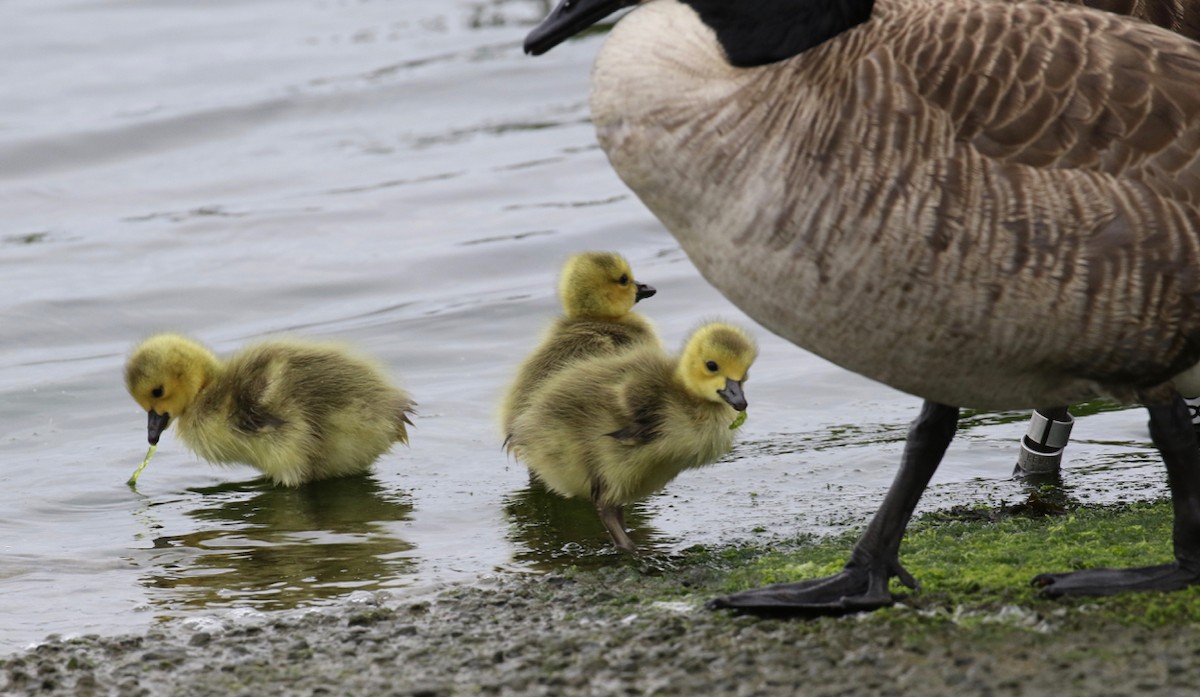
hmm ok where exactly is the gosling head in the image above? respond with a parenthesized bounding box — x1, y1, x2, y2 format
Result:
(124, 334, 221, 445)
(678, 322, 758, 411)
(558, 251, 656, 320)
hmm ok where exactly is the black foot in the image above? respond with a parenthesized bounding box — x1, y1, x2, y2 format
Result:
(709, 401, 956, 617)
(707, 560, 917, 616)
(1033, 562, 1200, 597)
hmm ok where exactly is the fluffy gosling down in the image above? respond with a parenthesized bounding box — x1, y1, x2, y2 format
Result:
(507, 322, 757, 551)
(124, 334, 415, 487)
(500, 251, 657, 437)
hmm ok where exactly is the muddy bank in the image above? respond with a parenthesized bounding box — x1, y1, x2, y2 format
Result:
(5, 546, 1200, 697)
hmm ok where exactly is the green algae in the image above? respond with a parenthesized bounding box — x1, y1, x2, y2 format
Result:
(548, 497, 1200, 634)
(713, 499, 1200, 628)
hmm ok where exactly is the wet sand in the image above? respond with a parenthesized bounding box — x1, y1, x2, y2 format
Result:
(6, 549, 1200, 697)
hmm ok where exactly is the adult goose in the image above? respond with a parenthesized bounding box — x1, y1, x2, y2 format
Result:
(525, 0, 1200, 612)
(1017, 0, 1200, 475)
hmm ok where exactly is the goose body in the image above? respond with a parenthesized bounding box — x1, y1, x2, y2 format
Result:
(501, 251, 657, 437)
(1013, 0, 1200, 476)
(526, 0, 1200, 606)
(1071, 0, 1200, 37)
(588, 0, 1200, 410)
(125, 334, 415, 487)
(507, 322, 757, 550)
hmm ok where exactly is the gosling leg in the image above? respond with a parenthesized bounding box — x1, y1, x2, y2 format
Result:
(592, 480, 636, 552)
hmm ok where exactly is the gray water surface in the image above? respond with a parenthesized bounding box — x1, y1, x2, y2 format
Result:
(0, 0, 1168, 652)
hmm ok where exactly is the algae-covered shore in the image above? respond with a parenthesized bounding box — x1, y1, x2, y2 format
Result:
(5, 500, 1199, 696)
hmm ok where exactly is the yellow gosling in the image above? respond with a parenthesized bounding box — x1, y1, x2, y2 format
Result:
(507, 321, 757, 551)
(501, 251, 658, 438)
(124, 334, 414, 487)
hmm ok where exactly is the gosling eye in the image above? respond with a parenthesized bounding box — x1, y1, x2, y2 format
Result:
(151, 386, 164, 398)
(618, 274, 630, 286)
(705, 360, 719, 373)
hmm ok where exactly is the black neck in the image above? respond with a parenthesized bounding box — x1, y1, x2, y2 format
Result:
(679, 0, 875, 67)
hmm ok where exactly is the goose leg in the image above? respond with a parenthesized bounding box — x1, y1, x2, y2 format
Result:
(1033, 395, 1200, 596)
(708, 401, 959, 615)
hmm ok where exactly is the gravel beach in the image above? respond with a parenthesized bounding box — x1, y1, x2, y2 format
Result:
(6, 555, 1200, 697)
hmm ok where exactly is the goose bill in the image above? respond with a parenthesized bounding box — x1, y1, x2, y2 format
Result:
(718, 379, 747, 411)
(635, 282, 656, 301)
(147, 410, 171, 446)
(524, 0, 635, 55)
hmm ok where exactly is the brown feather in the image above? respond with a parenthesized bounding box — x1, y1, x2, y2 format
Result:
(589, 0, 1200, 409)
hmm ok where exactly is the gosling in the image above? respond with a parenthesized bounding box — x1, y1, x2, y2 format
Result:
(507, 322, 757, 551)
(501, 251, 657, 440)
(124, 333, 415, 487)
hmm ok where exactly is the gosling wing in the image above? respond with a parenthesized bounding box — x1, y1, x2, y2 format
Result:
(604, 378, 668, 446)
(227, 352, 289, 435)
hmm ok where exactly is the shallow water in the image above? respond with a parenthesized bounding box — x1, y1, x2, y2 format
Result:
(0, 0, 1170, 652)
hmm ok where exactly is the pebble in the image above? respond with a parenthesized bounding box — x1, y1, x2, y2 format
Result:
(3, 571, 1200, 696)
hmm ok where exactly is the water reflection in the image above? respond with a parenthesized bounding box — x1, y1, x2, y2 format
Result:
(959, 400, 1133, 430)
(467, 0, 555, 30)
(502, 482, 671, 569)
(739, 401, 1140, 458)
(1010, 443, 1165, 514)
(140, 477, 415, 611)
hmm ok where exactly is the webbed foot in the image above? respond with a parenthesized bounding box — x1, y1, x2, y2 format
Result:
(709, 402, 957, 617)
(1033, 562, 1200, 597)
(1028, 399, 1200, 598)
(707, 557, 918, 616)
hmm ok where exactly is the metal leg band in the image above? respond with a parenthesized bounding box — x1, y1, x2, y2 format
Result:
(1184, 396, 1200, 426)
(1023, 410, 1074, 451)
